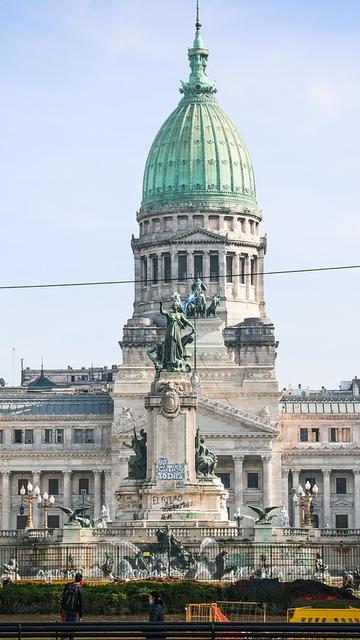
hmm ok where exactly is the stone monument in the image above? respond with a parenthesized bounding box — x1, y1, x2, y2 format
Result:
(115, 293, 229, 525)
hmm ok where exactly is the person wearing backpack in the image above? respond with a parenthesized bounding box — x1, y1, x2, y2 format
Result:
(61, 572, 84, 627)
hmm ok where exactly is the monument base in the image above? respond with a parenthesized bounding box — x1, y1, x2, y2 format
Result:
(115, 477, 228, 523)
(253, 523, 273, 542)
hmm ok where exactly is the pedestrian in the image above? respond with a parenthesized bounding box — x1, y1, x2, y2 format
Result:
(60, 571, 84, 635)
(148, 591, 165, 622)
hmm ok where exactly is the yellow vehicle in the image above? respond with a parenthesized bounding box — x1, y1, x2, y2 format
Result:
(288, 606, 360, 623)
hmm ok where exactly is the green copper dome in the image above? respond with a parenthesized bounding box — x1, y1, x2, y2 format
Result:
(141, 14, 256, 214)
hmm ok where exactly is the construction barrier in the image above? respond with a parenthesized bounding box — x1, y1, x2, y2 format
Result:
(186, 601, 266, 623)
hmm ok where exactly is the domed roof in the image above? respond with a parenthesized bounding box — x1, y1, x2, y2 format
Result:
(141, 16, 256, 214)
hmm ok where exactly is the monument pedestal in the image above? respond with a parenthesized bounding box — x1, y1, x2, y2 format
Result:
(115, 372, 228, 524)
(253, 523, 273, 542)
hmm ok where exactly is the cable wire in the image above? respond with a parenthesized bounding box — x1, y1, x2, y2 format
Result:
(0, 263, 359, 291)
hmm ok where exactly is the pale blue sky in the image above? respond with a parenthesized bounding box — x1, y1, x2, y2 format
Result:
(1, 0, 359, 388)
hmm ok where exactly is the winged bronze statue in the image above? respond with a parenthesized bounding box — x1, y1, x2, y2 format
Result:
(58, 506, 90, 524)
(247, 505, 280, 524)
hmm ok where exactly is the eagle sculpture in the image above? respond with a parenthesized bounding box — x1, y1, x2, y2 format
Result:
(247, 505, 280, 524)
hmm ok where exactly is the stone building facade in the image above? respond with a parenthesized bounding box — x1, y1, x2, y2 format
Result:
(0, 10, 358, 531)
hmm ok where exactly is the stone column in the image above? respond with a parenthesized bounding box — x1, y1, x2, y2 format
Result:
(103, 470, 112, 520)
(203, 252, 210, 289)
(1, 472, 11, 530)
(93, 470, 102, 519)
(258, 244, 266, 320)
(134, 251, 142, 307)
(63, 470, 72, 509)
(282, 468, 289, 510)
(323, 470, 331, 528)
(32, 472, 41, 528)
(292, 469, 300, 527)
(354, 471, 360, 529)
(232, 455, 244, 511)
(219, 249, 226, 299)
(245, 254, 251, 300)
(233, 252, 240, 300)
(262, 455, 272, 507)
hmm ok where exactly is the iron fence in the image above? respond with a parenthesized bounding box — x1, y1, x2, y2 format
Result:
(0, 622, 359, 639)
(1, 541, 360, 583)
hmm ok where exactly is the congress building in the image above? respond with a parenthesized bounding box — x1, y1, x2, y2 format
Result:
(1, 8, 359, 536)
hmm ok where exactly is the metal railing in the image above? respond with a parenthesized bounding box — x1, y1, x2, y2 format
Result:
(0, 622, 359, 639)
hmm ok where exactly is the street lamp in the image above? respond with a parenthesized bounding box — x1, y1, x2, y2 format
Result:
(293, 480, 319, 527)
(19, 483, 40, 529)
(37, 491, 55, 529)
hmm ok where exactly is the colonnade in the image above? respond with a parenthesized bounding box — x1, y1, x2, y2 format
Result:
(0, 469, 111, 530)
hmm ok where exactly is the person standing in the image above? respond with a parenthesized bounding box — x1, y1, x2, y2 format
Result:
(148, 591, 165, 622)
(61, 572, 84, 628)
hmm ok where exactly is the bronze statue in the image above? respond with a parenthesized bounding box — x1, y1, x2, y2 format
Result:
(185, 277, 207, 318)
(123, 428, 147, 479)
(195, 428, 218, 477)
(148, 292, 195, 373)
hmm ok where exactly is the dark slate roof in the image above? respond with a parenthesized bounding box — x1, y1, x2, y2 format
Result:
(0, 392, 113, 416)
(27, 371, 57, 390)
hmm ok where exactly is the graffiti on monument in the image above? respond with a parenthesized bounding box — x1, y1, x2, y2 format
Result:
(156, 457, 185, 480)
(152, 495, 195, 512)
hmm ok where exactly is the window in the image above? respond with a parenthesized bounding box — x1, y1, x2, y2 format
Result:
(209, 215, 219, 231)
(151, 256, 158, 284)
(79, 478, 89, 495)
(55, 429, 64, 444)
(335, 514, 348, 529)
(0, 430, 3, 444)
(250, 258, 257, 286)
(300, 428, 308, 442)
(336, 477, 347, 494)
(18, 479, 28, 494)
(74, 429, 83, 444)
(193, 215, 204, 228)
(330, 427, 351, 443)
(14, 429, 22, 444)
(164, 217, 173, 232)
(312, 514, 319, 528)
(210, 253, 219, 282)
(238, 217, 246, 233)
(74, 429, 94, 444)
(247, 472, 259, 489)
(217, 473, 231, 489)
(25, 429, 33, 444)
(226, 255, 233, 283)
(48, 478, 59, 495)
(224, 216, 234, 231)
(17, 515, 27, 530)
(178, 254, 187, 282)
(311, 428, 319, 442)
(178, 215, 188, 230)
(249, 220, 254, 234)
(163, 254, 171, 283)
(48, 515, 60, 529)
(194, 254, 203, 279)
(152, 218, 160, 232)
(141, 257, 147, 286)
(239, 257, 246, 284)
(44, 429, 52, 444)
(85, 429, 94, 444)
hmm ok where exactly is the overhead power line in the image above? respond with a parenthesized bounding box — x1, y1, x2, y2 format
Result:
(0, 263, 359, 291)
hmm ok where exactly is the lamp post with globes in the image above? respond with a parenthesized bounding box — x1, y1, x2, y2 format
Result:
(292, 480, 319, 528)
(19, 483, 40, 529)
(37, 491, 55, 529)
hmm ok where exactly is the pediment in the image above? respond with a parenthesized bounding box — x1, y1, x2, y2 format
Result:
(169, 228, 229, 244)
(198, 397, 278, 437)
